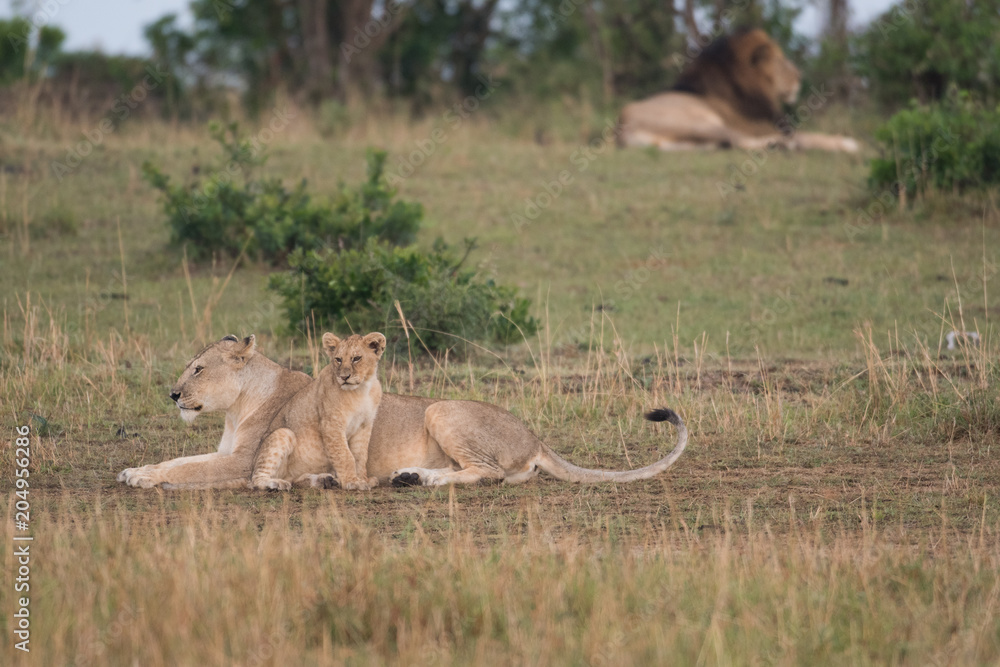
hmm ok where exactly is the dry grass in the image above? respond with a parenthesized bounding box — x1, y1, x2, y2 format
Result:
(1, 111, 999, 664)
(3, 494, 999, 665)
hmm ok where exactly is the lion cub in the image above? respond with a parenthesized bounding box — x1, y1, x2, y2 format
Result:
(250, 332, 385, 491)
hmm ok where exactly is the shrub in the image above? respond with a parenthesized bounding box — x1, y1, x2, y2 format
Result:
(855, 0, 1000, 108)
(268, 239, 538, 354)
(142, 122, 420, 262)
(869, 97, 1000, 199)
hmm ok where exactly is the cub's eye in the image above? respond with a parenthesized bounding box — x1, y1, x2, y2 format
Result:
(334, 358, 342, 363)
(194, 366, 204, 375)
(353, 356, 361, 362)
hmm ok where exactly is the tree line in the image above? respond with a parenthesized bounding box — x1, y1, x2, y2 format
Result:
(1, 0, 998, 120)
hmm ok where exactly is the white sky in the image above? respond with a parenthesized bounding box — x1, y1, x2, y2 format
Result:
(2, 0, 901, 56)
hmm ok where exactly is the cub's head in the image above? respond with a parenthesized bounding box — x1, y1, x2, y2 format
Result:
(170, 335, 257, 423)
(322, 332, 386, 391)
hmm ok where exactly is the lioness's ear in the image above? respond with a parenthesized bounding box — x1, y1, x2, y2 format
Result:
(322, 332, 341, 356)
(229, 334, 256, 365)
(364, 332, 386, 359)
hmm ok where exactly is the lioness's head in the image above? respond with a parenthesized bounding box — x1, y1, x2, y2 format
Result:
(322, 332, 386, 391)
(170, 334, 257, 423)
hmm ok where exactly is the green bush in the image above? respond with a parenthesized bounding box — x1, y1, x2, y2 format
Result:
(142, 122, 420, 262)
(869, 97, 1000, 199)
(268, 239, 538, 354)
(855, 0, 1000, 108)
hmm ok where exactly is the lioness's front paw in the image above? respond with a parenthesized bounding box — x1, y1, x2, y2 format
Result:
(127, 473, 160, 489)
(391, 471, 422, 487)
(118, 466, 150, 484)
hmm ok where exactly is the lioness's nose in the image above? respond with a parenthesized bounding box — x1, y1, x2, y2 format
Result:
(170, 391, 181, 402)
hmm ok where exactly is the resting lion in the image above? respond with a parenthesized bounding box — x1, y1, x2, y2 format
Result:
(118, 335, 688, 489)
(250, 332, 385, 492)
(618, 28, 858, 152)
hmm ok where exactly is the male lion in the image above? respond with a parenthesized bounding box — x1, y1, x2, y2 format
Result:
(251, 332, 385, 491)
(618, 28, 858, 152)
(118, 336, 687, 489)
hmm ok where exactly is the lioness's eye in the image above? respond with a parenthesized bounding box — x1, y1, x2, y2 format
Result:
(194, 366, 204, 375)
(353, 356, 361, 362)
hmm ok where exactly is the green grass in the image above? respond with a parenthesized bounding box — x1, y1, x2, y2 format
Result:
(1, 110, 999, 664)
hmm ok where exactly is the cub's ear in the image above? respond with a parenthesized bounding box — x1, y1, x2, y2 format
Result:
(364, 332, 386, 359)
(322, 332, 341, 357)
(229, 334, 256, 365)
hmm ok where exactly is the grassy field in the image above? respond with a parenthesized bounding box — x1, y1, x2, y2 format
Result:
(2, 106, 999, 664)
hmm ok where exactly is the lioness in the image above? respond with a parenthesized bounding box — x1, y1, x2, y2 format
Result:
(118, 336, 688, 489)
(116, 335, 310, 489)
(618, 28, 858, 152)
(250, 332, 385, 491)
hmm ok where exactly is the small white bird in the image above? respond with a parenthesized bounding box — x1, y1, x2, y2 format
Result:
(945, 330, 981, 350)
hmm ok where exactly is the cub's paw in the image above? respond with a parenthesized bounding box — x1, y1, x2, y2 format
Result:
(251, 478, 292, 492)
(391, 471, 422, 487)
(307, 474, 338, 490)
(265, 479, 292, 492)
(341, 478, 373, 491)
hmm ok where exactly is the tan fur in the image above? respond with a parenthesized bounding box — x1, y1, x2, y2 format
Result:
(121, 345, 687, 490)
(250, 332, 385, 491)
(619, 29, 858, 153)
(116, 335, 311, 489)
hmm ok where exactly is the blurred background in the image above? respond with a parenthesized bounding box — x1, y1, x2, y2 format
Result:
(1, 0, 994, 130)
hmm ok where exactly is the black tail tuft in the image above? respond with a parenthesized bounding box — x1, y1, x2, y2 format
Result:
(644, 408, 681, 426)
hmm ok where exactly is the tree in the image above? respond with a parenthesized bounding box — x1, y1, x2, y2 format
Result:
(165, 0, 403, 108)
(855, 0, 1000, 107)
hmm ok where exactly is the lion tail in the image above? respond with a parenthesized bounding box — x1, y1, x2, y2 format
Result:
(535, 408, 688, 483)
